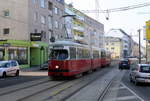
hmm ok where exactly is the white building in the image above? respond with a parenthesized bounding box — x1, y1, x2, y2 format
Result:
(65, 4, 104, 48)
(105, 29, 132, 57)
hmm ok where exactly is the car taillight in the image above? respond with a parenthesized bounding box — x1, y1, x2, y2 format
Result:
(136, 68, 140, 72)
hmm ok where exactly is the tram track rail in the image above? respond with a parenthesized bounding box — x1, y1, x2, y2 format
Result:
(16, 67, 112, 101)
(16, 80, 70, 101)
(45, 66, 117, 101)
(97, 76, 115, 101)
(0, 78, 50, 96)
(0, 63, 118, 101)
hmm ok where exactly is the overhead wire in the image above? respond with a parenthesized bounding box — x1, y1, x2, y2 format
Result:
(81, 2, 150, 13)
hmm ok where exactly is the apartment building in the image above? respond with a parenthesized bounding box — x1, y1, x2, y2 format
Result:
(105, 29, 132, 58)
(105, 37, 123, 59)
(0, 0, 65, 67)
(65, 4, 104, 48)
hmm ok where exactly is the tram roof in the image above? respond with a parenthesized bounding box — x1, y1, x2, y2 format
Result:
(50, 40, 87, 47)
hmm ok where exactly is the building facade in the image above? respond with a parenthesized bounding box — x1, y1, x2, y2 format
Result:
(105, 29, 132, 58)
(0, 0, 65, 67)
(105, 37, 123, 59)
(65, 4, 104, 48)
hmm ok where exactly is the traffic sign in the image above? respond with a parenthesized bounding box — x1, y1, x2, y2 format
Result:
(146, 21, 150, 40)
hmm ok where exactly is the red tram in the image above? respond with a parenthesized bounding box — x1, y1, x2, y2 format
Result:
(48, 41, 111, 77)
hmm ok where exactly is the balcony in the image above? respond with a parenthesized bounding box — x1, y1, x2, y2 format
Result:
(73, 26, 84, 32)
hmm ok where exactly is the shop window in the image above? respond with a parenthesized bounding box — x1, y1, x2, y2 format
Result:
(8, 47, 28, 65)
(0, 48, 4, 60)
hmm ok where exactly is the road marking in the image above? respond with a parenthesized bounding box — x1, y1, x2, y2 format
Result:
(121, 83, 144, 101)
(117, 95, 137, 101)
(112, 86, 126, 91)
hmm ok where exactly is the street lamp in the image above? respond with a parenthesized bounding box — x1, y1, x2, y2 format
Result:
(61, 14, 76, 39)
(138, 29, 141, 64)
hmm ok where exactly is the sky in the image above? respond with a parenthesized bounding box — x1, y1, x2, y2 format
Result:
(65, 0, 150, 46)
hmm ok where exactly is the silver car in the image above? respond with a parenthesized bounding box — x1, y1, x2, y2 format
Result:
(130, 64, 150, 85)
(0, 60, 20, 78)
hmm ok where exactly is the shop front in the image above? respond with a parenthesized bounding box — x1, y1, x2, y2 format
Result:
(0, 40, 30, 68)
(0, 40, 48, 68)
(30, 42, 48, 67)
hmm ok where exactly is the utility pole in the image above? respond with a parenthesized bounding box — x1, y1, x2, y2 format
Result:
(138, 29, 141, 64)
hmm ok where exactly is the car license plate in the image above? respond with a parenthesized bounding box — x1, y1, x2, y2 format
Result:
(123, 64, 126, 65)
(146, 79, 150, 82)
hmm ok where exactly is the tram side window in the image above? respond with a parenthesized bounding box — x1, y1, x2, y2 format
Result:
(93, 50, 99, 59)
(70, 47, 76, 59)
(77, 48, 90, 59)
(83, 49, 90, 59)
(77, 48, 82, 59)
(50, 50, 68, 60)
(101, 51, 106, 58)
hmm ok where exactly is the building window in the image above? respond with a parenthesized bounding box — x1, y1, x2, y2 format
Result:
(54, 7, 59, 14)
(40, 0, 45, 8)
(49, 31, 52, 43)
(60, 23, 63, 29)
(48, 2, 53, 10)
(32, 0, 36, 4)
(34, 12, 38, 21)
(111, 43, 114, 45)
(34, 29, 38, 33)
(41, 15, 46, 24)
(3, 10, 10, 17)
(111, 47, 114, 50)
(3, 28, 10, 34)
(48, 16, 52, 29)
(54, 21, 59, 28)
(41, 31, 46, 39)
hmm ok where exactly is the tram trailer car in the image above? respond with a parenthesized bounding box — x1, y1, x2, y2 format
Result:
(91, 47, 101, 70)
(48, 41, 111, 77)
(100, 49, 111, 67)
(48, 41, 92, 77)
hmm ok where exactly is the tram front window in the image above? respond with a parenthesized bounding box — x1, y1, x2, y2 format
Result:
(50, 50, 68, 60)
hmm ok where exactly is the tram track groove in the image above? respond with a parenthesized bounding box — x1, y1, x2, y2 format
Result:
(48, 66, 117, 101)
(0, 78, 50, 96)
(15, 68, 112, 101)
(59, 69, 113, 101)
(97, 76, 115, 101)
(0, 79, 68, 101)
(16, 80, 72, 101)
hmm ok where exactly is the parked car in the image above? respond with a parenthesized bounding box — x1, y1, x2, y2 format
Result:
(129, 64, 150, 85)
(119, 59, 130, 70)
(40, 61, 48, 70)
(0, 60, 20, 77)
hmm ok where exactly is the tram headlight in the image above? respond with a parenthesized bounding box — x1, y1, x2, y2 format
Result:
(55, 65, 59, 69)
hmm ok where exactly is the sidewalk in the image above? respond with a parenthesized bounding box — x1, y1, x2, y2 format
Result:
(20, 66, 41, 72)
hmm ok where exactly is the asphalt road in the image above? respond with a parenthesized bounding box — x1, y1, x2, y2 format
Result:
(0, 71, 47, 88)
(122, 70, 150, 101)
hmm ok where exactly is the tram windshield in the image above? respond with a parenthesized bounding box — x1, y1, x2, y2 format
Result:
(50, 49, 68, 60)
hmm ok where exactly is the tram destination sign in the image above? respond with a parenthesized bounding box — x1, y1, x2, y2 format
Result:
(53, 46, 64, 49)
